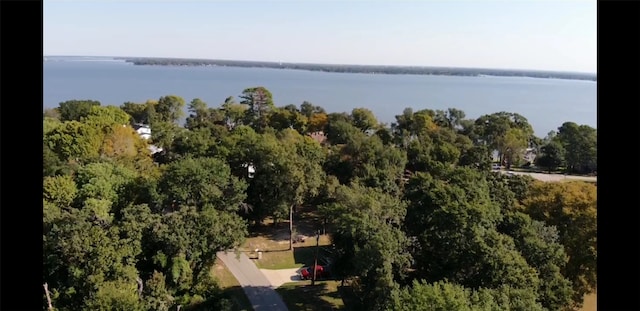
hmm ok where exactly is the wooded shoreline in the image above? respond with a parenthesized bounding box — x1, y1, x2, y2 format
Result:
(118, 57, 597, 82)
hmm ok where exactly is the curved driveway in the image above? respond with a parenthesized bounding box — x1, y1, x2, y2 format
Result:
(216, 251, 289, 311)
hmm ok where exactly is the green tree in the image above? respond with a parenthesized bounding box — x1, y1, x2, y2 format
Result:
(498, 127, 529, 168)
(278, 129, 326, 248)
(45, 121, 103, 163)
(240, 87, 275, 130)
(327, 183, 411, 310)
(307, 112, 329, 133)
(44, 141, 76, 177)
(325, 130, 406, 195)
(170, 127, 216, 159)
(158, 157, 247, 212)
(350, 107, 379, 132)
(43, 175, 78, 208)
(391, 107, 416, 148)
(150, 120, 185, 151)
(44, 117, 63, 134)
(522, 181, 597, 308)
(220, 96, 248, 129)
(82, 280, 145, 311)
(473, 112, 534, 168)
(44, 210, 139, 310)
(556, 122, 597, 174)
(458, 144, 492, 170)
(144, 271, 175, 311)
(431, 108, 466, 130)
(392, 279, 546, 311)
(394, 280, 474, 311)
(404, 168, 542, 293)
(100, 124, 149, 161)
(300, 101, 326, 118)
(150, 206, 248, 286)
(498, 212, 574, 310)
(535, 140, 565, 172)
(185, 98, 226, 131)
(117, 203, 162, 270)
(154, 95, 186, 123)
(325, 119, 362, 145)
(268, 107, 308, 133)
(74, 161, 138, 211)
(121, 101, 152, 124)
(82, 105, 132, 127)
(58, 99, 101, 121)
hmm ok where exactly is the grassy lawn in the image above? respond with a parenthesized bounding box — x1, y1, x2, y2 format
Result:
(211, 259, 254, 311)
(238, 208, 348, 309)
(240, 211, 334, 270)
(242, 234, 334, 269)
(276, 280, 347, 311)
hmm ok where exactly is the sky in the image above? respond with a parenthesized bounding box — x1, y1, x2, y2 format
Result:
(44, 0, 597, 73)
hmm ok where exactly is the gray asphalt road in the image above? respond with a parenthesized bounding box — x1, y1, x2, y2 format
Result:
(216, 251, 289, 311)
(495, 169, 597, 183)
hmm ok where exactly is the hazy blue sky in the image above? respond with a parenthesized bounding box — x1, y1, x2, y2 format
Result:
(44, 0, 597, 73)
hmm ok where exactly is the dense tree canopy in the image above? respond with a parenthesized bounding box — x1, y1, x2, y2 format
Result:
(522, 181, 597, 308)
(43, 87, 596, 311)
(57, 99, 101, 121)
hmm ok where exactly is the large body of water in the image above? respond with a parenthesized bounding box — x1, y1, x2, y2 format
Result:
(43, 57, 596, 137)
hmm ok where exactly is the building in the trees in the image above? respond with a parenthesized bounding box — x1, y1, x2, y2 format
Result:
(132, 123, 163, 155)
(133, 123, 152, 140)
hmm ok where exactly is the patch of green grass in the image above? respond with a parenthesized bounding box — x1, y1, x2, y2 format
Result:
(242, 234, 333, 269)
(211, 259, 254, 311)
(276, 280, 347, 311)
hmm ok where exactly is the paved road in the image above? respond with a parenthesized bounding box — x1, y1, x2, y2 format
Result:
(260, 268, 302, 288)
(495, 169, 597, 183)
(216, 251, 289, 311)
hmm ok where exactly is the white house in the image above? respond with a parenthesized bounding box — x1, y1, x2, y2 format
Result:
(132, 123, 163, 155)
(133, 123, 152, 140)
(523, 148, 537, 163)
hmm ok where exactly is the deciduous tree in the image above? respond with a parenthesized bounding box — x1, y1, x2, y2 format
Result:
(154, 95, 186, 123)
(45, 121, 103, 163)
(158, 157, 247, 212)
(351, 107, 379, 132)
(58, 99, 101, 121)
(327, 183, 411, 310)
(535, 140, 565, 172)
(522, 181, 597, 308)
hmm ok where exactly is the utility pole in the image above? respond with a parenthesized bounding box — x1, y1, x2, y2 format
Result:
(289, 204, 294, 251)
(312, 229, 320, 285)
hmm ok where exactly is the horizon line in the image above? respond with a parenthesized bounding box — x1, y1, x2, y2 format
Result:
(43, 54, 597, 76)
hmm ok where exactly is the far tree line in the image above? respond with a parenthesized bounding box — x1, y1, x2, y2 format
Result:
(121, 57, 597, 82)
(46, 88, 597, 175)
(43, 87, 596, 311)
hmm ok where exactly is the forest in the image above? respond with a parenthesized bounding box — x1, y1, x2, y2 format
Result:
(43, 86, 597, 311)
(119, 57, 597, 82)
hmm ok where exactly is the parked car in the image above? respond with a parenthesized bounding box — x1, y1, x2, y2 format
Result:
(299, 265, 326, 280)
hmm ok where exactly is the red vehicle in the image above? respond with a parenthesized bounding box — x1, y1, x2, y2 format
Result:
(299, 265, 325, 280)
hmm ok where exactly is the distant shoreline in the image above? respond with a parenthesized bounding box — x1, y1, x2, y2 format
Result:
(111, 57, 596, 82)
(43, 56, 597, 82)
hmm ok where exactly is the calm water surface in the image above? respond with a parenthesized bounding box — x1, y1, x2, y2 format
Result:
(43, 58, 596, 137)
